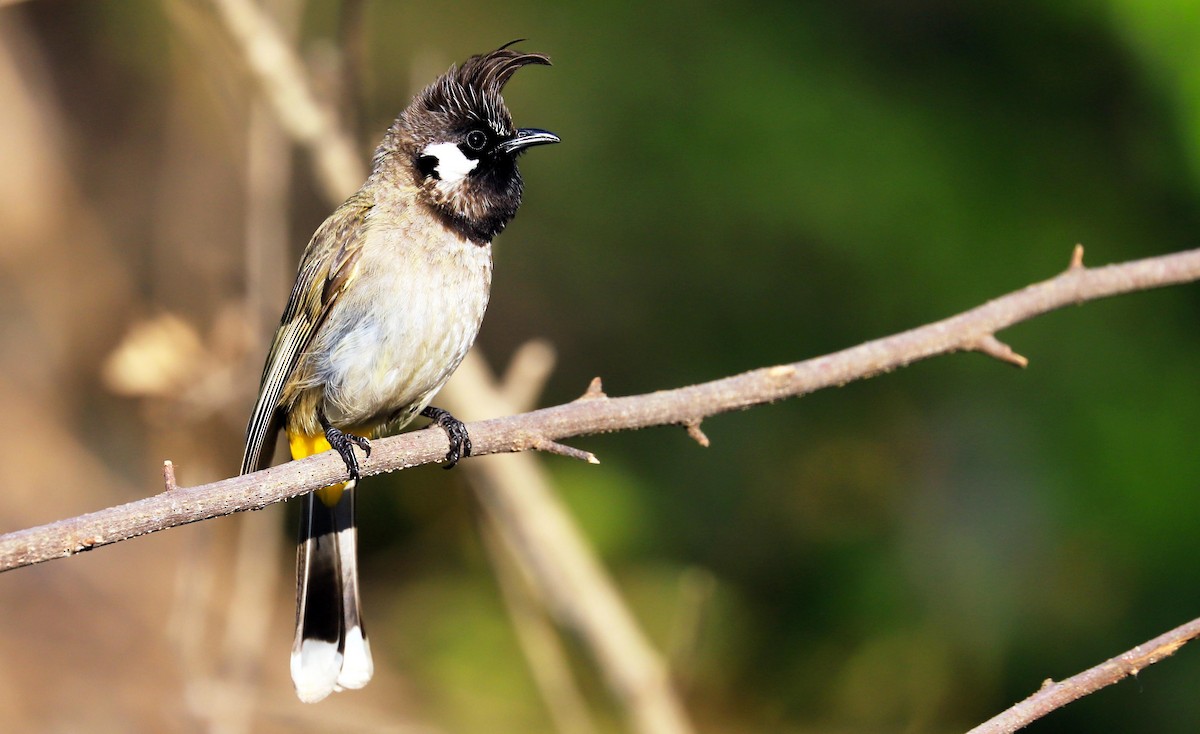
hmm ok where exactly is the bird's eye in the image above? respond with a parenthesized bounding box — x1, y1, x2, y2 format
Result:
(464, 129, 488, 152)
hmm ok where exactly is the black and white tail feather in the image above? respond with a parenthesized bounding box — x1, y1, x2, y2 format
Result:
(240, 427, 375, 703)
(292, 484, 373, 703)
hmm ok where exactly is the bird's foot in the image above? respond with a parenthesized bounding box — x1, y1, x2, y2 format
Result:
(421, 406, 471, 469)
(323, 423, 372, 480)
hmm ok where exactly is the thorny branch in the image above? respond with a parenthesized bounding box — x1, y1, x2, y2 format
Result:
(1, 244, 1198, 734)
(967, 616, 1200, 734)
(2, 244, 1198, 575)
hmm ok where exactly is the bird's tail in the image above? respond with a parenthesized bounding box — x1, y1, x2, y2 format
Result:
(290, 434, 374, 703)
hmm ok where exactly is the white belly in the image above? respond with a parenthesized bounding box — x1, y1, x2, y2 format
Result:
(308, 230, 492, 430)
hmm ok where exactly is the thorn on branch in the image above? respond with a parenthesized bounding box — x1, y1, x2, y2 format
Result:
(578, 377, 606, 401)
(163, 460, 178, 491)
(533, 436, 600, 464)
(1069, 244, 1085, 270)
(973, 335, 1029, 368)
(684, 420, 711, 448)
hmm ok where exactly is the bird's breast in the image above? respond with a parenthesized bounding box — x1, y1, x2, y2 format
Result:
(307, 224, 492, 431)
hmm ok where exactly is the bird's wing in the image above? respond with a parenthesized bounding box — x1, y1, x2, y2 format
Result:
(240, 191, 374, 475)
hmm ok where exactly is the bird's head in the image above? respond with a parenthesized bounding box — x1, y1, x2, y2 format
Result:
(377, 44, 558, 244)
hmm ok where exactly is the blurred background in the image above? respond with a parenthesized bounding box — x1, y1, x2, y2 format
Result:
(1, 0, 1199, 732)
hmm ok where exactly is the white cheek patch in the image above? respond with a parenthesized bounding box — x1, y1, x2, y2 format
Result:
(422, 142, 478, 183)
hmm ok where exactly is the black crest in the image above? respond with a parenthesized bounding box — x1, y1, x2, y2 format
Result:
(404, 45, 551, 140)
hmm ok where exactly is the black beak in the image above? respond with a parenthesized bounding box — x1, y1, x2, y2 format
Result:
(498, 128, 560, 155)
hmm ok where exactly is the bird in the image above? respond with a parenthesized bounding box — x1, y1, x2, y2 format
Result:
(238, 44, 558, 703)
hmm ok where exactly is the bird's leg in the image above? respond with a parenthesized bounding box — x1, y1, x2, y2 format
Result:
(420, 406, 472, 469)
(319, 412, 372, 480)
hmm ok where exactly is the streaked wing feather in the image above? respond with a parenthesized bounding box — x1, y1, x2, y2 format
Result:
(240, 193, 373, 475)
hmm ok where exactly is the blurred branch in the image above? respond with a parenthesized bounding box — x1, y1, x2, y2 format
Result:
(182, 3, 300, 733)
(498, 338, 558, 412)
(967, 616, 1200, 734)
(441, 353, 691, 734)
(3, 245, 1200, 569)
(203, 0, 364, 198)
(335, 0, 368, 144)
(478, 512, 598, 734)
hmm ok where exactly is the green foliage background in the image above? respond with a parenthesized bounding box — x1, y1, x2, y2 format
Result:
(6, 1, 1200, 732)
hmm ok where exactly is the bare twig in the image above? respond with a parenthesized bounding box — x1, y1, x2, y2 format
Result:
(163, 460, 178, 491)
(532, 436, 600, 464)
(1069, 243, 1086, 270)
(580, 377, 607, 400)
(2, 246, 1198, 570)
(971, 334, 1028, 367)
(967, 616, 1200, 734)
(683, 421, 710, 448)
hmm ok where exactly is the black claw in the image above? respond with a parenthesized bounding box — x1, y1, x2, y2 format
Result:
(320, 414, 371, 480)
(421, 406, 472, 469)
(349, 433, 372, 458)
